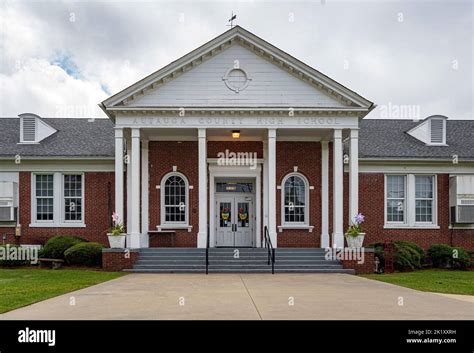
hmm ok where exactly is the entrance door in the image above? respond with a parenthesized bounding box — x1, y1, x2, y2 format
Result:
(216, 195, 254, 247)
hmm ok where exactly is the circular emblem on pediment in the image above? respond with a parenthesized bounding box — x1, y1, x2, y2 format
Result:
(222, 67, 252, 93)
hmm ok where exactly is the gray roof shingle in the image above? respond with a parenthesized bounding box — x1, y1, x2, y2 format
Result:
(355, 119, 474, 160)
(0, 118, 114, 158)
(0, 117, 472, 161)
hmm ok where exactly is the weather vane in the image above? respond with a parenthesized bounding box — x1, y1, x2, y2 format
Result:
(227, 11, 237, 28)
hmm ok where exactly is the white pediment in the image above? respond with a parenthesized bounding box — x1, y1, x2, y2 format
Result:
(101, 26, 373, 118)
(127, 43, 348, 109)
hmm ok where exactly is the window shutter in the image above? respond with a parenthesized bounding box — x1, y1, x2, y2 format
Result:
(430, 119, 444, 144)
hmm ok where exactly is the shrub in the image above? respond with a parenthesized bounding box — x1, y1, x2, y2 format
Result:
(41, 235, 86, 260)
(0, 244, 31, 266)
(428, 244, 471, 270)
(64, 242, 105, 266)
(367, 240, 424, 272)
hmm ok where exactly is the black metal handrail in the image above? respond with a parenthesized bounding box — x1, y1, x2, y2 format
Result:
(205, 225, 210, 274)
(263, 225, 275, 274)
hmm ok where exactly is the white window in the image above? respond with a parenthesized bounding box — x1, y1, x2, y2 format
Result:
(35, 174, 54, 222)
(31, 173, 85, 227)
(415, 175, 434, 223)
(63, 174, 83, 222)
(160, 172, 189, 226)
(281, 173, 309, 226)
(385, 174, 437, 228)
(386, 175, 406, 223)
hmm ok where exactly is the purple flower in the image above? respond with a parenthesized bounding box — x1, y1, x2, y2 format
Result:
(354, 213, 365, 224)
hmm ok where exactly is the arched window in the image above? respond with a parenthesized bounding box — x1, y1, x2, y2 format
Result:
(281, 173, 309, 226)
(160, 172, 189, 226)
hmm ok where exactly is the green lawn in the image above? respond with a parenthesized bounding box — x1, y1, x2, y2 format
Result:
(0, 268, 126, 313)
(362, 269, 474, 295)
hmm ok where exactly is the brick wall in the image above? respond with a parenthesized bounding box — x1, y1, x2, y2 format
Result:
(16, 171, 114, 246)
(357, 173, 474, 251)
(276, 141, 322, 247)
(207, 141, 263, 158)
(341, 249, 375, 274)
(102, 249, 138, 271)
(148, 141, 199, 247)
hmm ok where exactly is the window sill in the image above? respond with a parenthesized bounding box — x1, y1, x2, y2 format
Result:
(157, 224, 192, 232)
(278, 225, 314, 232)
(383, 224, 440, 230)
(29, 223, 86, 228)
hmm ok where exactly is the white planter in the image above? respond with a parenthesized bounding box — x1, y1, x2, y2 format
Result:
(345, 233, 365, 248)
(107, 233, 126, 249)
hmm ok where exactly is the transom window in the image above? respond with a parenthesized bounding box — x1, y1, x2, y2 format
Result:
(385, 174, 437, 227)
(161, 172, 189, 225)
(281, 173, 309, 225)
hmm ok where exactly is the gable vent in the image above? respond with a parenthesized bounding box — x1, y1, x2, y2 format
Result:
(21, 116, 37, 142)
(430, 119, 445, 144)
(18, 113, 57, 144)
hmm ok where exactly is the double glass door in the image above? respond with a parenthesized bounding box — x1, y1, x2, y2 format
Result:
(216, 195, 254, 247)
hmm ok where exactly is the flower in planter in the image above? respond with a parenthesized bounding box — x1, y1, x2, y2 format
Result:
(346, 213, 365, 237)
(109, 212, 125, 236)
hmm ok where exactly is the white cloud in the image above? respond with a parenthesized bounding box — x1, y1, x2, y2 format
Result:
(0, 0, 472, 119)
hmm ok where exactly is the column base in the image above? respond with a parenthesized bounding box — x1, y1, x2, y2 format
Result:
(332, 233, 345, 248)
(197, 231, 208, 248)
(127, 233, 141, 249)
(320, 233, 330, 248)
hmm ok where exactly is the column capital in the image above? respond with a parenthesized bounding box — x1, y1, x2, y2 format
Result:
(268, 129, 276, 139)
(321, 140, 329, 147)
(198, 128, 206, 139)
(115, 127, 124, 138)
(350, 129, 359, 138)
(131, 128, 140, 138)
(333, 129, 342, 139)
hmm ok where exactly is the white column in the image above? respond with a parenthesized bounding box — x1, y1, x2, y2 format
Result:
(129, 128, 141, 248)
(262, 141, 269, 248)
(197, 128, 207, 248)
(267, 129, 277, 247)
(332, 129, 344, 248)
(126, 135, 132, 242)
(114, 128, 124, 224)
(320, 141, 329, 248)
(349, 129, 359, 224)
(141, 139, 149, 248)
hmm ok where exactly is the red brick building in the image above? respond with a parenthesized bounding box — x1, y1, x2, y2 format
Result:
(1, 26, 473, 252)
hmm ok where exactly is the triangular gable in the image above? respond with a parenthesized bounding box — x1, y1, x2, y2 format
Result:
(101, 26, 373, 116)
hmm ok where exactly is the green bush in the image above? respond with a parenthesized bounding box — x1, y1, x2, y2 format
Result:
(0, 244, 31, 266)
(367, 240, 425, 272)
(41, 235, 86, 260)
(64, 242, 104, 266)
(428, 244, 471, 270)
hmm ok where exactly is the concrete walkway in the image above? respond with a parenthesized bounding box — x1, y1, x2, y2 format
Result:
(1, 273, 473, 320)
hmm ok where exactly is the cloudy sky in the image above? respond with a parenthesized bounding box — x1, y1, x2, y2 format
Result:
(0, 0, 472, 119)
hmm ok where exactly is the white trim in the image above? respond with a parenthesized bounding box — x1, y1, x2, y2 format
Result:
(384, 174, 438, 228)
(0, 160, 114, 172)
(280, 172, 310, 227)
(278, 225, 314, 232)
(159, 171, 190, 228)
(356, 163, 474, 174)
(31, 172, 86, 227)
(209, 164, 262, 248)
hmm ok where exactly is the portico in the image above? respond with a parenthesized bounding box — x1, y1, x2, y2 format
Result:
(101, 26, 374, 249)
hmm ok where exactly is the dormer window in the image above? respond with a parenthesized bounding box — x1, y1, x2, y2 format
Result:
(19, 113, 57, 144)
(406, 115, 448, 146)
